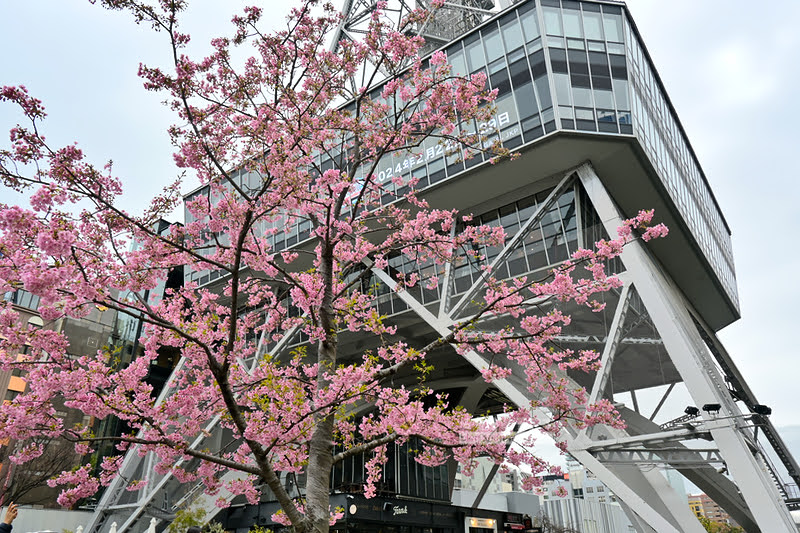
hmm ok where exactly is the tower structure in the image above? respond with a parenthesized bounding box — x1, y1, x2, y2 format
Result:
(87, 1, 800, 532)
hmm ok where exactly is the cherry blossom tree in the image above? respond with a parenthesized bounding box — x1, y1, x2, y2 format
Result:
(0, 435, 78, 506)
(0, 1, 667, 532)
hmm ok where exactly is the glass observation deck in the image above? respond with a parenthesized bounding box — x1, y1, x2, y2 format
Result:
(183, 0, 738, 320)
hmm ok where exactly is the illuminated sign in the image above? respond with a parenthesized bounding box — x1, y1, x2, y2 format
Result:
(469, 517, 496, 528)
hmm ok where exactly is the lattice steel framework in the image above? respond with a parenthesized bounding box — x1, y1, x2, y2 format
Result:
(86, 165, 799, 533)
(331, 0, 507, 57)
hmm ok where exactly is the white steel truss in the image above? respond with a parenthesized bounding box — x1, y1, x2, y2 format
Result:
(576, 164, 796, 532)
(88, 163, 799, 533)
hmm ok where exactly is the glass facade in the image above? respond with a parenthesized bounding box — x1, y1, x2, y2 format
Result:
(332, 440, 450, 502)
(360, 184, 588, 321)
(410, 0, 736, 307)
(451, 186, 578, 294)
(622, 15, 737, 305)
(183, 0, 738, 310)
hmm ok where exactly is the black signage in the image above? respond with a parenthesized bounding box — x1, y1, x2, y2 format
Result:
(338, 496, 459, 527)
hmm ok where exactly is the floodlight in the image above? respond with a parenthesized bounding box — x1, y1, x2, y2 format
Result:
(752, 404, 772, 416)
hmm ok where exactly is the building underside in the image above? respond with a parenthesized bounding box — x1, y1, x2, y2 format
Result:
(86, 160, 800, 533)
(87, 1, 800, 532)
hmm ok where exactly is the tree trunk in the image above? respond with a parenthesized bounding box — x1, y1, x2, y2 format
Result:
(304, 242, 337, 533)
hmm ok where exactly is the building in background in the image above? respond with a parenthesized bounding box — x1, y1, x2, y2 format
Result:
(91, 219, 184, 483)
(0, 258, 182, 509)
(0, 290, 105, 508)
(536, 471, 633, 532)
(687, 493, 737, 527)
(688, 494, 702, 521)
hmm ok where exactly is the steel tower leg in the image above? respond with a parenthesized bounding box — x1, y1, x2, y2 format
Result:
(577, 164, 797, 533)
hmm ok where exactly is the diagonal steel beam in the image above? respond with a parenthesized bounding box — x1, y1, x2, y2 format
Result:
(648, 383, 675, 422)
(438, 224, 458, 319)
(88, 318, 306, 533)
(587, 281, 632, 407)
(370, 261, 697, 533)
(578, 162, 797, 532)
(470, 423, 520, 509)
(447, 172, 575, 320)
(567, 449, 684, 533)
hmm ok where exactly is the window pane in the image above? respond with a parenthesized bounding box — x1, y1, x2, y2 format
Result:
(567, 38, 585, 50)
(495, 93, 516, 124)
(519, 7, 540, 42)
(588, 40, 605, 52)
(500, 13, 524, 52)
(613, 79, 630, 110)
(594, 89, 614, 109)
(535, 76, 553, 108)
(563, 10, 583, 38)
(583, 12, 603, 40)
(530, 49, 547, 78)
(543, 7, 563, 36)
(465, 35, 485, 71)
(491, 68, 512, 96)
(603, 13, 623, 42)
(483, 26, 504, 63)
(448, 46, 466, 76)
(573, 87, 593, 107)
(609, 54, 628, 79)
(512, 74, 537, 118)
(509, 57, 532, 87)
(554, 74, 572, 105)
(549, 47, 568, 73)
(588, 51, 610, 76)
(607, 42, 625, 55)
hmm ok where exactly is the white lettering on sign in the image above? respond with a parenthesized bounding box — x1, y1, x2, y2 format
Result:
(393, 505, 408, 516)
(498, 111, 511, 127)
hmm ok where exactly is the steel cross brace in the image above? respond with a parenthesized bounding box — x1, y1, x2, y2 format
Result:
(87, 321, 305, 533)
(575, 421, 740, 453)
(593, 448, 724, 466)
(448, 172, 575, 320)
(586, 280, 632, 408)
(367, 264, 693, 533)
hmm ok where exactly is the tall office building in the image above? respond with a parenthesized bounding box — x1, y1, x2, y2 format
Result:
(89, 1, 799, 532)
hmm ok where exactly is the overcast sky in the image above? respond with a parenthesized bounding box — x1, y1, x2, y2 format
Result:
(1, 0, 798, 437)
(626, 0, 800, 431)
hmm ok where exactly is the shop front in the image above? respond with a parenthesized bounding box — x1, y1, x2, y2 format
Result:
(219, 494, 506, 533)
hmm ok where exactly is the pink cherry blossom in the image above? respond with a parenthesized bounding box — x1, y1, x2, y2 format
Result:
(0, 1, 669, 531)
